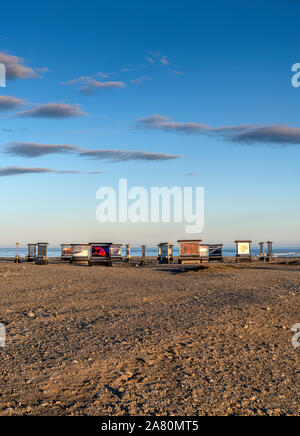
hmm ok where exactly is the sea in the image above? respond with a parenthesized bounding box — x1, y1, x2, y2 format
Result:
(0, 246, 300, 259)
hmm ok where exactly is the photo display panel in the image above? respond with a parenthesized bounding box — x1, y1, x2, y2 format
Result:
(180, 242, 200, 256)
(237, 242, 250, 255)
(92, 245, 110, 258)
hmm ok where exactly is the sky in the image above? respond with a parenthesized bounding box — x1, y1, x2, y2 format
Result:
(0, 0, 300, 246)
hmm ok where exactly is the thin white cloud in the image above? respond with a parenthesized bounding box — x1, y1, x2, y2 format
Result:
(171, 70, 184, 75)
(131, 76, 153, 84)
(145, 57, 155, 64)
(122, 67, 138, 72)
(160, 55, 170, 66)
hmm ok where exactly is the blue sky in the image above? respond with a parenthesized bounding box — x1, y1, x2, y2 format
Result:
(0, 0, 300, 246)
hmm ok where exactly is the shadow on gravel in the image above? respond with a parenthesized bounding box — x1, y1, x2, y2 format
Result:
(155, 265, 209, 274)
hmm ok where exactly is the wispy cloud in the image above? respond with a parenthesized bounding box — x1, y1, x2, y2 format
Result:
(231, 125, 300, 145)
(145, 57, 155, 64)
(4, 142, 79, 158)
(79, 149, 183, 162)
(35, 67, 49, 73)
(130, 76, 153, 84)
(147, 51, 171, 66)
(0, 96, 24, 111)
(79, 80, 127, 95)
(122, 67, 138, 72)
(61, 74, 126, 94)
(2, 141, 183, 162)
(2, 128, 27, 133)
(134, 114, 300, 146)
(0, 166, 82, 177)
(134, 114, 252, 134)
(186, 172, 197, 176)
(16, 103, 88, 118)
(95, 72, 110, 79)
(171, 70, 184, 75)
(160, 55, 170, 66)
(0, 52, 46, 80)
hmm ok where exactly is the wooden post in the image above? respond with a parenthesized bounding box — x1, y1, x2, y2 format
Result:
(14, 242, 21, 263)
(140, 245, 146, 265)
(125, 244, 131, 262)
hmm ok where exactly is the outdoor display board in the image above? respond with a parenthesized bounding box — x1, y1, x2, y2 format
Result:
(37, 243, 48, 257)
(177, 240, 202, 264)
(61, 244, 73, 258)
(209, 244, 223, 261)
(237, 242, 250, 255)
(71, 244, 89, 260)
(179, 241, 201, 256)
(36, 243, 49, 265)
(89, 243, 112, 266)
(28, 244, 37, 259)
(200, 245, 210, 260)
(91, 244, 110, 258)
(110, 244, 122, 258)
(161, 244, 169, 258)
(235, 240, 252, 262)
(157, 242, 174, 264)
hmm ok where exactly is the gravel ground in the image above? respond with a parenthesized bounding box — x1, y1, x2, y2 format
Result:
(0, 260, 299, 416)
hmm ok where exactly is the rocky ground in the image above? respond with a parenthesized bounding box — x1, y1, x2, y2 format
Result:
(0, 260, 299, 416)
